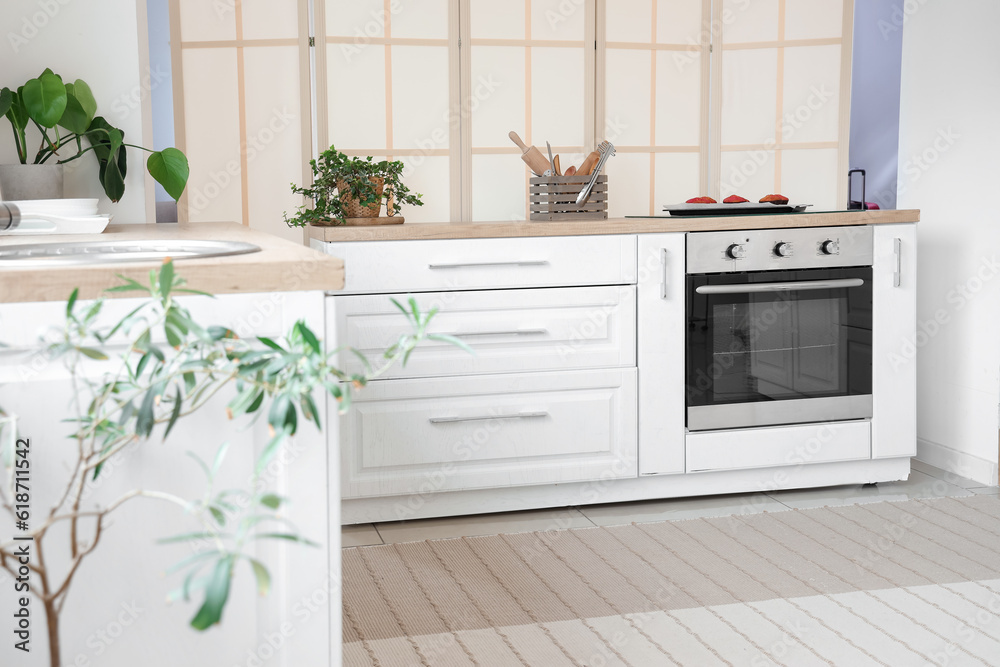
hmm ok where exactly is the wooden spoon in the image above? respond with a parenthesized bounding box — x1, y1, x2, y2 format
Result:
(553, 155, 562, 176)
(564, 165, 577, 176)
(578, 151, 600, 176)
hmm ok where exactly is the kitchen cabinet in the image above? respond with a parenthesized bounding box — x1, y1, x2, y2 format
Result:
(324, 235, 641, 517)
(313, 212, 920, 524)
(0, 291, 335, 667)
(636, 233, 687, 476)
(872, 223, 918, 459)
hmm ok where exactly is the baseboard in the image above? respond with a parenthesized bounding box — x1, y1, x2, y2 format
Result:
(343, 457, 911, 524)
(916, 437, 999, 486)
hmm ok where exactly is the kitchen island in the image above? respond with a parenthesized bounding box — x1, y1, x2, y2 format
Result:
(0, 221, 344, 303)
(0, 222, 342, 667)
(309, 209, 919, 525)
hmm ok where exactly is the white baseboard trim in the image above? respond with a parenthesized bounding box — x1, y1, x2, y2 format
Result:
(916, 437, 999, 486)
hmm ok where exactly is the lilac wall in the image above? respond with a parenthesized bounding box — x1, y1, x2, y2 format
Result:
(849, 0, 904, 210)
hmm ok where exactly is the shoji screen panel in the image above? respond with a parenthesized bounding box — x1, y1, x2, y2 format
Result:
(171, 0, 310, 241)
(600, 0, 710, 217)
(467, 0, 594, 221)
(322, 0, 456, 223)
(716, 0, 853, 209)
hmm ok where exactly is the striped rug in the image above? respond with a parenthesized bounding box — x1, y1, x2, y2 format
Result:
(343, 495, 1000, 666)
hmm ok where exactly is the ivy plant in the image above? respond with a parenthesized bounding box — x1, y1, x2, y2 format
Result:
(284, 145, 424, 226)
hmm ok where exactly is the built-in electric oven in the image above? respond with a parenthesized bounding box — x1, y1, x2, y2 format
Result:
(686, 226, 874, 431)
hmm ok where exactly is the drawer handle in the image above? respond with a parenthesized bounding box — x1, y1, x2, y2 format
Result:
(439, 328, 549, 338)
(428, 411, 549, 424)
(427, 260, 550, 270)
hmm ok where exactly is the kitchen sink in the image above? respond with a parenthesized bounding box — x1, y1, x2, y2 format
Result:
(0, 239, 261, 267)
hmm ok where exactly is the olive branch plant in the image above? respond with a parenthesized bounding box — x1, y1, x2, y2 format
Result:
(0, 261, 466, 667)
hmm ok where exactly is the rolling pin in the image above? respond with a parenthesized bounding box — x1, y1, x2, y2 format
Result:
(578, 150, 600, 176)
(508, 131, 552, 175)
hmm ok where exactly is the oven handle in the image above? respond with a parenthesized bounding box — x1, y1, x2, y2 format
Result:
(695, 278, 864, 295)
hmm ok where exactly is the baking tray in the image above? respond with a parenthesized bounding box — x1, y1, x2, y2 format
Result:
(663, 202, 811, 216)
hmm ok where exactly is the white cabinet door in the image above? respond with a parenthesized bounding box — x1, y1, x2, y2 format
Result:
(872, 223, 917, 458)
(637, 233, 687, 475)
(332, 286, 636, 379)
(342, 368, 638, 498)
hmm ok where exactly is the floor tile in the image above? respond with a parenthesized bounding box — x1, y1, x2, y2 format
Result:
(342, 523, 383, 548)
(579, 492, 789, 527)
(764, 469, 973, 510)
(910, 459, 983, 489)
(968, 487, 1000, 496)
(374, 508, 594, 544)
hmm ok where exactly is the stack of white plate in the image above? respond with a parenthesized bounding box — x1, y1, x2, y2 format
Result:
(4, 199, 110, 235)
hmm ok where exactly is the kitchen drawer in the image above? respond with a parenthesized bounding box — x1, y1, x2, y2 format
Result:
(313, 235, 637, 294)
(332, 286, 636, 379)
(341, 368, 638, 498)
(685, 421, 871, 473)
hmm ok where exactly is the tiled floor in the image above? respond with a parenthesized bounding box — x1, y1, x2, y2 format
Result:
(342, 461, 999, 547)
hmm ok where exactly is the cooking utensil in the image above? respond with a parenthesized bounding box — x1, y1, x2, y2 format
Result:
(576, 141, 615, 206)
(578, 151, 600, 176)
(545, 141, 556, 177)
(509, 131, 551, 175)
(564, 165, 577, 176)
(553, 155, 562, 176)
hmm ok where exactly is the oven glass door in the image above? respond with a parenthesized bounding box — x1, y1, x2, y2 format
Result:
(686, 267, 873, 431)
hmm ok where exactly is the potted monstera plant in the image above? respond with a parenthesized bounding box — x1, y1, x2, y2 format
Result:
(0, 69, 189, 202)
(283, 145, 423, 226)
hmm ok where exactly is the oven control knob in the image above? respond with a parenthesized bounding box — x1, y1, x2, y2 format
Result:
(820, 239, 840, 255)
(726, 243, 746, 260)
(774, 242, 792, 257)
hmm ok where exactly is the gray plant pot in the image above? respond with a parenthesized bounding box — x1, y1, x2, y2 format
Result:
(0, 164, 64, 201)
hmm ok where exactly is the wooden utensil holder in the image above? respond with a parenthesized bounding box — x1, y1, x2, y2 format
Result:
(529, 175, 608, 222)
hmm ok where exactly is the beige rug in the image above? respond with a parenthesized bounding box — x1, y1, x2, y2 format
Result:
(343, 496, 1000, 666)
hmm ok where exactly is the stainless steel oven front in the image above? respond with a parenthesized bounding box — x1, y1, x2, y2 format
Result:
(685, 226, 874, 431)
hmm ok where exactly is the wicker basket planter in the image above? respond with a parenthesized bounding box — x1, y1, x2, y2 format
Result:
(337, 177, 383, 218)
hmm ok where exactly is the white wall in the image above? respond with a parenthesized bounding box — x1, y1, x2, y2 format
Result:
(0, 0, 153, 223)
(898, 0, 1000, 485)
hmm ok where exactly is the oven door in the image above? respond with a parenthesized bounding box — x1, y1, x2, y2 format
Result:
(686, 267, 873, 431)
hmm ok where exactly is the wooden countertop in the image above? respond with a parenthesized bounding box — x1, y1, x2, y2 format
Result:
(0, 222, 344, 304)
(308, 209, 920, 242)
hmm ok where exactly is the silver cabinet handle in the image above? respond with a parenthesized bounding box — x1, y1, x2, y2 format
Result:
(428, 260, 550, 269)
(695, 278, 864, 295)
(893, 237, 902, 287)
(438, 328, 548, 338)
(660, 248, 669, 299)
(429, 411, 549, 424)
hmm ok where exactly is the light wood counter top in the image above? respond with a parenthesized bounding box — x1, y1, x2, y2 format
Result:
(0, 222, 344, 304)
(308, 209, 919, 243)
